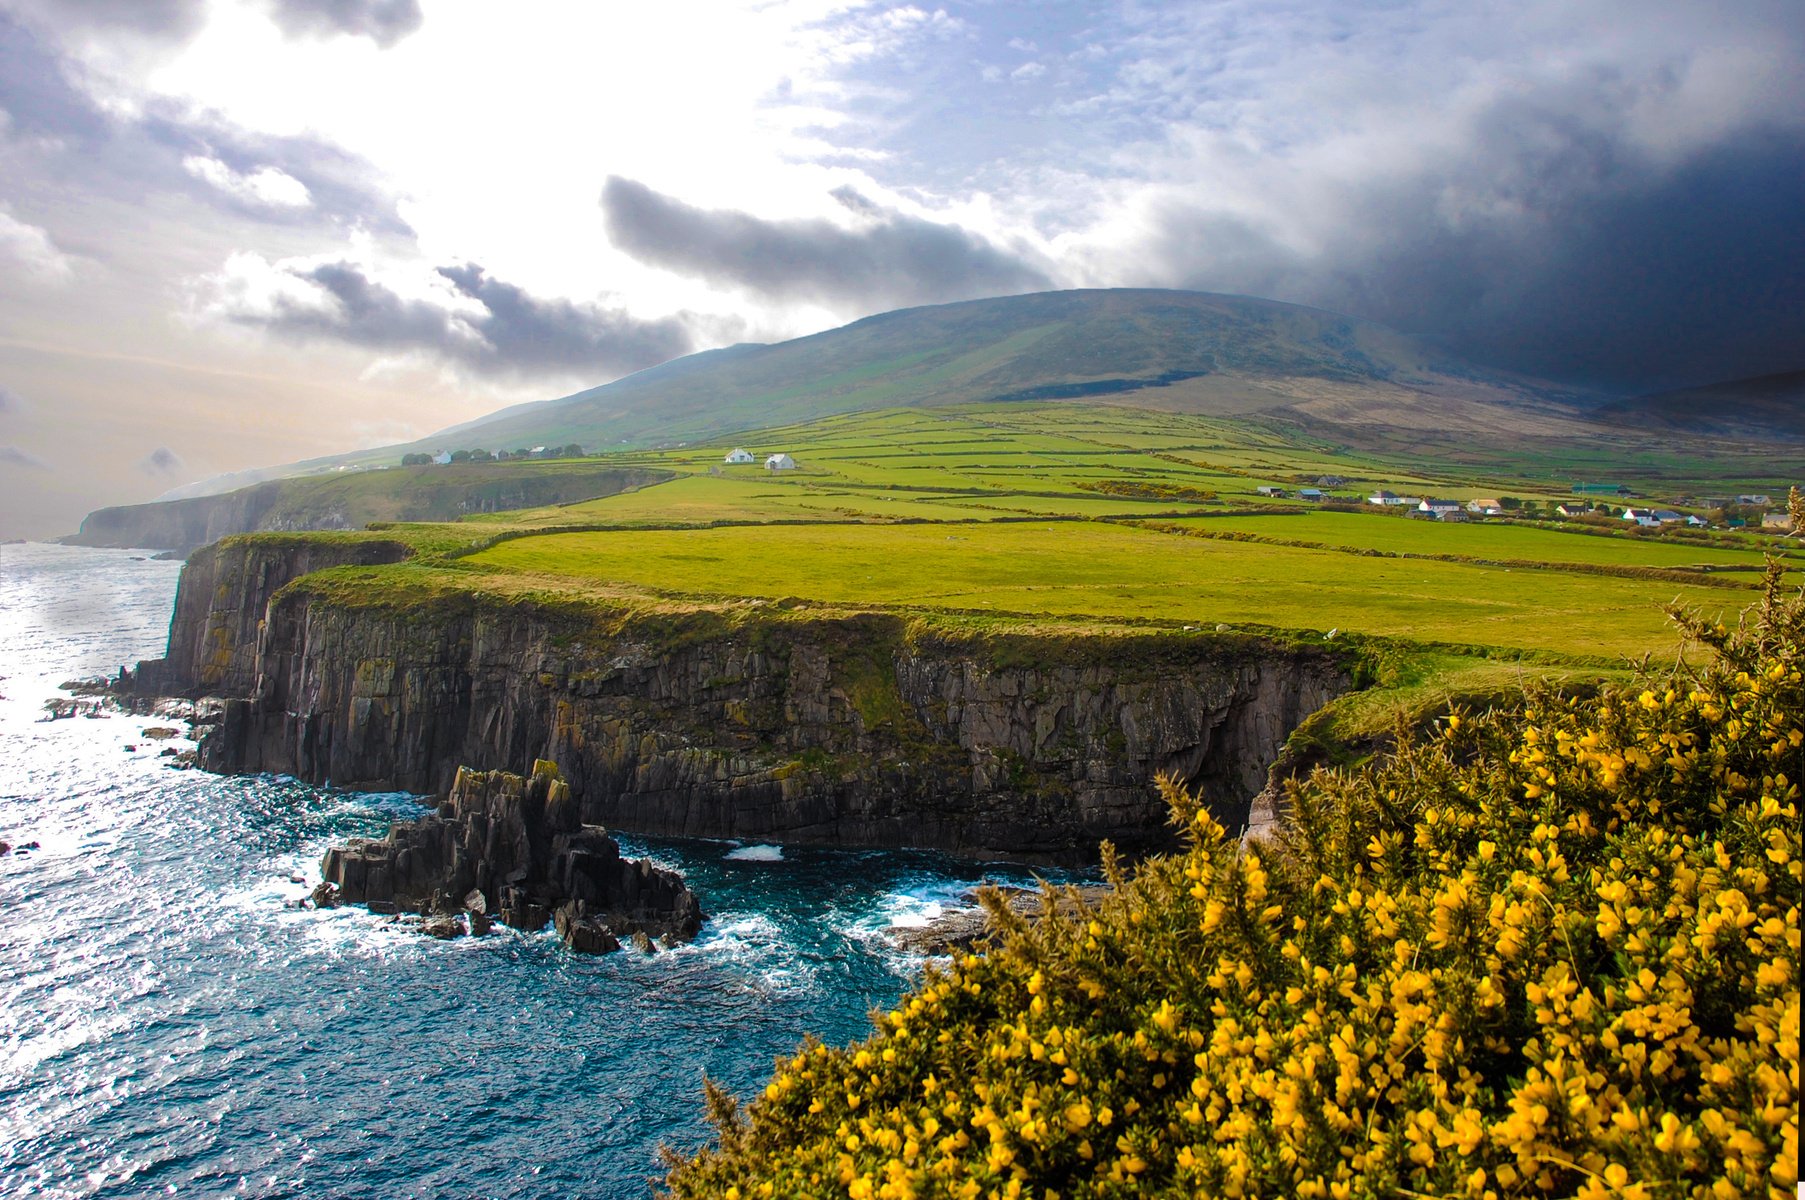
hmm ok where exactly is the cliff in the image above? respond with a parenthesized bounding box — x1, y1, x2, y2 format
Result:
(144, 539, 1360, 861)
(64, 463, 672, 554)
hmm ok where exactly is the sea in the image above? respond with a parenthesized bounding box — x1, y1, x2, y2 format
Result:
(0, 544, 1075, 1199)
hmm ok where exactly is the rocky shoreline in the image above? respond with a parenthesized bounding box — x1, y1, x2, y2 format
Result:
(884, 883, 1112, 955)
(315, 759, 703, 954)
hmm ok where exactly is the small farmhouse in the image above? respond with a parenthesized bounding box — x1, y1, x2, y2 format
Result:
(1367, 490, 1398, 506)
(1256, 485, 1287, 497)
(1763, 513, 1795, 531)
(1418, 498, 1462, 515)
(1298, 488, 1324, 502)
(1555, 503, 1589, 517)
(724, 448, 755, 464)
(1316, 475, 1346, 487)
(1739, 494, 1773, 507)
(766, 453, 797, 471)
(1466, 498, 1504, 515)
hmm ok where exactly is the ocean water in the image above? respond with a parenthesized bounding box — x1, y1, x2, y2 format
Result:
(0, 544, 1075, 1199)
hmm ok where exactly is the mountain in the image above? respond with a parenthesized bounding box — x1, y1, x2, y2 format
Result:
(1590, 370, 1805, 441)
(316, 288, 1600, 469)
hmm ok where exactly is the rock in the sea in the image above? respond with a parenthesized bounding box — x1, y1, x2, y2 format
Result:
(319, 760, 703, 947)
(309, 881, 340, 909)
(553, 901, 621, 954)
(421, 915, 466, 940)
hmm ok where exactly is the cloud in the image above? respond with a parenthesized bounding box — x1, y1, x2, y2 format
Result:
(600, 176, 1052, 312)
(0, 445, 50, 470)
(0, 384, 25, 415)
(432, 264, 695, 372)
(263, 0, 424, 48)
(0, 15, 408, 235)
(182, 155, 312, 208)
(137, 446, 183, 475)
(0, 209, 74, 282)
(197, 253, 698, 379)
(4, 0, 208, 41)
(6, 0, 421, 47)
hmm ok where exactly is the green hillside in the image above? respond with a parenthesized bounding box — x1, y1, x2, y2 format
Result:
(331, 289, 1602, 469)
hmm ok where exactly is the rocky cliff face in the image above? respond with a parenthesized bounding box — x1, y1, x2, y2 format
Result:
(151, 539, 1357, 861)
(126, 536, 412, 698)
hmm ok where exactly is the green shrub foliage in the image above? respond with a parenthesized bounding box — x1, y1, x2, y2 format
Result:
(667, 576, 1802, 1200)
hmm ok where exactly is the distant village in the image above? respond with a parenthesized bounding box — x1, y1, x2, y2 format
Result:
(399, 443, 586, 465)
(1251, 478, 1795, 531)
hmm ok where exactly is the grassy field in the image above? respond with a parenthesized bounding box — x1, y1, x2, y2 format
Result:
(257, 401, 1799, 747)
(464, 520, 1748, 660)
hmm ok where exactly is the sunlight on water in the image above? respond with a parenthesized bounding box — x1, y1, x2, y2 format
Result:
(0, 543, 1082, 1199)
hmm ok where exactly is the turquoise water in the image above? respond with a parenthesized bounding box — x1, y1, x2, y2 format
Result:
(0, 544, 1073, 1198)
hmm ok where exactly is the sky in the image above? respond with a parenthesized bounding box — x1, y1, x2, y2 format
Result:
(1, 0, 1801, 538)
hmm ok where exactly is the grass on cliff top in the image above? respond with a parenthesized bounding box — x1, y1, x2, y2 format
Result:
(460, 520, 1752, 661)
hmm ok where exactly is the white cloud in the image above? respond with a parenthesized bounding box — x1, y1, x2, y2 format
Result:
(0, 210, 76, 282)
(182, 154, 312, 207)
(1010, 61, 1046, 82)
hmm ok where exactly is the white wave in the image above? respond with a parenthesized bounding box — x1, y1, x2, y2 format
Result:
(723, 844, 784, 862)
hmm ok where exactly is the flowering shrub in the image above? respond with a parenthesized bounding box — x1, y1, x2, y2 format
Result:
(666, 577, 1802, 1200)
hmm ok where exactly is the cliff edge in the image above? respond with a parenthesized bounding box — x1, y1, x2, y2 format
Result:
(132, 536, 1362, 861)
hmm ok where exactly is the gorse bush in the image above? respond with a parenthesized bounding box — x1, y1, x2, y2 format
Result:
(666, 575, 1803, 1200)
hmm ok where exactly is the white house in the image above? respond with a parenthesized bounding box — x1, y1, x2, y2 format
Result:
(1419, 498, 1462, 515)
(1466, 497, 1504, 515)
(765, 453, 797, 471)
(1256, 485, 1287, 497)
(1367, 490, 1398, 506)
(724, 448, 755, 464)
(1555, 503, 1589, 517)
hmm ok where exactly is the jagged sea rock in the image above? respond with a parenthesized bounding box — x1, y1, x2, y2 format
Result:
(553, 902, 622, 955)
(319, 760, 703, 947)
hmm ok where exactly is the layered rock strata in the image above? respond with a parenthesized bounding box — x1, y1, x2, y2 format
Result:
(142, 538, 1359, 861)
(320, 760, 703, 951)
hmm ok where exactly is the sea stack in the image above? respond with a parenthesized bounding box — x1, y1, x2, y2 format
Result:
(318, 760, 703, 951)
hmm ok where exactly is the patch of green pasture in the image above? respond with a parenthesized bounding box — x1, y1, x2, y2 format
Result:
(1155, 511, 1782, 571)
(464, 521, 1743, 659)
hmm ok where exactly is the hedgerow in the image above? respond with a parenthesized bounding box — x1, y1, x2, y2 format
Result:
(665, 570, 1802, 1200)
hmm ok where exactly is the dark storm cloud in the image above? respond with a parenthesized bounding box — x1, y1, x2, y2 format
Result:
(137, 446, 183, 475)
(0, 15, 408, 234)
(1, 445, 50, 469)
(264, 0, 423, 48)
(236, 260, 696, 379)
(1084, 2, 1805, 393)
(1142, 123, 1805, 393)
(600, 176, 1052, 311)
